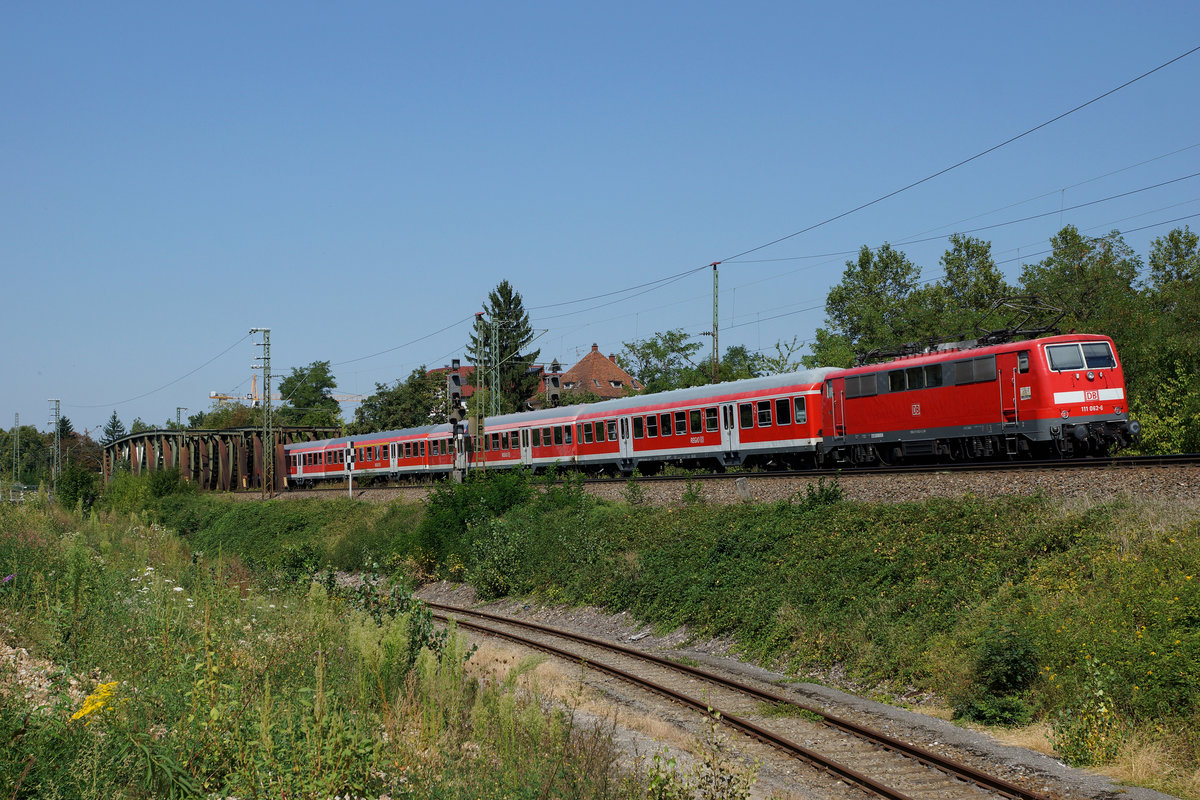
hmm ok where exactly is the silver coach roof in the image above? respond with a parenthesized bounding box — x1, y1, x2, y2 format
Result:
(570, 368, 837, 417)
(286, 367, 838, 451)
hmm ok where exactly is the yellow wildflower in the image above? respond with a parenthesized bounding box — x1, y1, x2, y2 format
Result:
(71, 681, 119, 722)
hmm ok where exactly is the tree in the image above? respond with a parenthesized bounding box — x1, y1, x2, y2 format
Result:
(760, 337, 806, 375)
(193, 402, 258, 430)
(277, 360, 342, 427)
(1147, 225, 1199, 292)
(1018, 226, 1142, 335)
(618, 329, 703, 393)
(349, 366, 444, 434)
(102, 410, 126, 444)
(718, 344, 762, 382)
(807, 244, 922, 367)
(57, 461, 99, 511)
(927, 234, 1014, 338)
(129, 418, 153, 434)
(467, 281, 542, 414)
(57, 416, 75, 439)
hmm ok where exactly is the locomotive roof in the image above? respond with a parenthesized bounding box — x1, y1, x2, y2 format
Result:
(832, 333, 1115, 376)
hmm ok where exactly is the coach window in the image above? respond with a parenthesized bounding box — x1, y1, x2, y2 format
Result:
(644, 415, 656, 437)
(655, 413, 668, 436)
(689, 409, 702, 434)
(888, 371, 905, 392)
(532, 428, 541, 447)
(906, 367, 924, 390)
(739, 403, 754, 428)
(1018, 351, 1030, 373)
(607, 420, 618, 441)
(757, 400, 773, 427)
(672, 411, 685, 435)
(633, 417, 644, 438)
(974, 356, 997, 382)
(794, 396, 808, 424)
(554, 426, 563, 445)
(541, 426, 551, 445)
(582, 422, 594, 444)
(775, 398, 792, 426)
(924, 364, 943, 387)
(704, 407, 718, 432)
(564, 425, 572, 444)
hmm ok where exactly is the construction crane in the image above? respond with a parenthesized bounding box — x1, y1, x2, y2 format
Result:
(209, 375, 362, 407)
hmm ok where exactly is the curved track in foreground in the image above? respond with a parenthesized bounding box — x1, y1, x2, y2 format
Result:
(430, 601, 1056, 800)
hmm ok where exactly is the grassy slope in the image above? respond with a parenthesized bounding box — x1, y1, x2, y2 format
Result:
(44, 472, 1200, 792)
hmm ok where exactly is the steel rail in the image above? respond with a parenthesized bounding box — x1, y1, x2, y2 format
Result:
(434, 609, 919, 800)
(591, 452, 1200, 484)
(431, 601, 1053, 800)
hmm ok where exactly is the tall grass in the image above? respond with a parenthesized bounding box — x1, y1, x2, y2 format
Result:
(0, 501, 674, 799)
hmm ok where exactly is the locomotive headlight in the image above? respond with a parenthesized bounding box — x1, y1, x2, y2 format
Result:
(1087, 371, 1095, 381)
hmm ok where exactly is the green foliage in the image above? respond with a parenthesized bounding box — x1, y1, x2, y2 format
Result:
(56, 462, 100, 512)
(466, 280, 541, 414)
(680, 477, 706, 506)
(953, 625, 1039, 726)
(808, 243, 921, 367)
(793, 476, 844, 508)
(349, 365, 442, 435)
(618, 329, 704, 393)
(189, 401, 257, 430)
(1050, 656, 1124, 766)
(277, 359, 343, 427)
(415, 470, 532, 568)
(0, 503, 629, 800)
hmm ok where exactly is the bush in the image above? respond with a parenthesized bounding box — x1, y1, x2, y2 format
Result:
(953, 625, 1039, 726)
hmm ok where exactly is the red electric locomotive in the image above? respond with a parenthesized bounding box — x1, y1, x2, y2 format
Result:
(820, 333, 1139, 464)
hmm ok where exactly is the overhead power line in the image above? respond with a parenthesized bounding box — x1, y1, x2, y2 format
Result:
(719, 43, 1200, 263)
(68, 333, 253, 410)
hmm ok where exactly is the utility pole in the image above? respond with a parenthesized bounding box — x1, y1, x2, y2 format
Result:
(490, 316, 501, 417)
(474, 312, 487, 474)
(12, 413, 18, 487)
(711, 262, 720, 384)
(48, 399, 61, 495)
(250, 328, 272, 498)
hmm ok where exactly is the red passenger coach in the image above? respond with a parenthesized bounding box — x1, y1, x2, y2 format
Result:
(573, 369, 835, 473)
(821, 334, 1139, 464)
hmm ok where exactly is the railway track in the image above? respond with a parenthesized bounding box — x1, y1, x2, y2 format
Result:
(282, 452, 1200, 502)
(429, 601, 1060, 800)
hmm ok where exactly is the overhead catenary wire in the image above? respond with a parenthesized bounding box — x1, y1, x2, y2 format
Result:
(717, 43, 1200, 264)
(68, 333, 253, 410)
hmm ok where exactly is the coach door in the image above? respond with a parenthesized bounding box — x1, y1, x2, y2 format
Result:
(997, 352, 1019, 427)
(618, 417, 634, 462)
(519, 428, 532, 467)
(720, 403, 737, 455)
(828, 379, 847, 437)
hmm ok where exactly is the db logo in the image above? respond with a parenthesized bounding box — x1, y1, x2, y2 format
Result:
(911, 403, 921, 416)
(1084, 390, 1100, 402)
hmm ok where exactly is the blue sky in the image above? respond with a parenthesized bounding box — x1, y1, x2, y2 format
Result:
(3, 2, 1198, 437)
